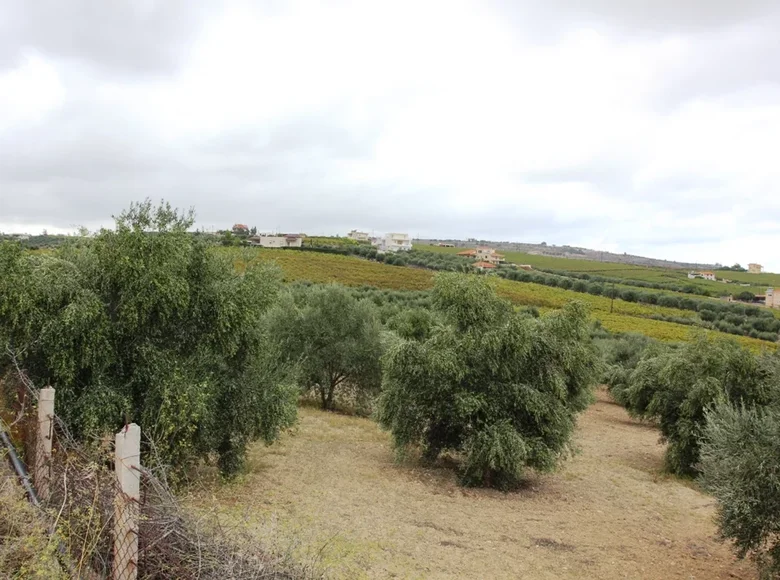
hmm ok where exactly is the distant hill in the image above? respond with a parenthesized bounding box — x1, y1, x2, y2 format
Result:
(415, 239, 717, 271)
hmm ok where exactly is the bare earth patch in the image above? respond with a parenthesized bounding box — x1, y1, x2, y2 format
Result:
(189, 390, 754, 579)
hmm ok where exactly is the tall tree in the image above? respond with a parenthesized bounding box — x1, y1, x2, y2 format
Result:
(0, 199, 297, 479)
(267, 284, 383, 410)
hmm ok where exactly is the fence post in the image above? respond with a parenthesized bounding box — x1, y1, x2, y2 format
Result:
(35, 387, 55, 502)
(114, 424, 141, 580)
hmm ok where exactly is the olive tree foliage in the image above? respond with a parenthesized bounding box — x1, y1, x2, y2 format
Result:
(0, 200, 297, 478)
(265, 284, 384, 411)
(700, 403, 780, 579)
(377, 273, 599, 490)
(621, 335, 778, 476)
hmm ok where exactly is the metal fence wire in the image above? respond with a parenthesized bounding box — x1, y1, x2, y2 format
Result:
(1, 369, 309, 580)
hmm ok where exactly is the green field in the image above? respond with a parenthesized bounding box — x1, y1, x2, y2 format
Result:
(418, 244, 771, 294)
(228, 248, 775, 350)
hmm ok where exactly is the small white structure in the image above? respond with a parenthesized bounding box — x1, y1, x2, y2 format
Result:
(749, 263, 763, 274)
(347, 230, 370, 242)
(373, 233, 412, 252)
(248, 234, 304, 248)
(766, 288, 780, 309)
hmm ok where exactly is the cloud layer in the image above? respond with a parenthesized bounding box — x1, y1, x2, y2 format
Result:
(1, 0, 779, 268)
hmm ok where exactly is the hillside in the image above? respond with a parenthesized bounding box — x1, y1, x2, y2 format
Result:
(236, 248, 775, 350)
(417, 243, 773, 294)
(416, 238, 718, 270)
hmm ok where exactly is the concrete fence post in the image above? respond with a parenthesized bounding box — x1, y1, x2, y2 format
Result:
(113, 424, 141, 580)
(35, 387, 55, 502)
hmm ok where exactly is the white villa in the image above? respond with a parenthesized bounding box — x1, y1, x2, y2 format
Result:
(372, 233, 412, 253)
(248, 234, 304, 248)
(347, 230, 370, 242)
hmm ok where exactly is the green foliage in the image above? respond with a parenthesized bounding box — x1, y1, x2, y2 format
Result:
(0, 200, 297, 478)
(377, 273, 598, 490)
(621, 335, 778, 476)
(700, 404, 780, 578)
(596, 333, 654, 406)
(266, 284, 384, 410)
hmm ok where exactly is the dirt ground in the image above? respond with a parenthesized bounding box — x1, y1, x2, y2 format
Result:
(189, 390, 754, 579)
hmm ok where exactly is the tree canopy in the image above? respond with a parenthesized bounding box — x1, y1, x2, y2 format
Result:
(0, 200, 297, 478)
(266, 284, 384, 410)
(377, 273, 598, 490)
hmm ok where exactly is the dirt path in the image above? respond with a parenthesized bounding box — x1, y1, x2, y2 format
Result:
(191, 390, 754, 579)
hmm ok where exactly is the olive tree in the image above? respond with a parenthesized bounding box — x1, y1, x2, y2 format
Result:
(0, 200, 297, 478)
(266, 284, 384, 411)
(377, 273, 598, 490)
(623, 335, 777, 476)
(700, 403, 780, 578)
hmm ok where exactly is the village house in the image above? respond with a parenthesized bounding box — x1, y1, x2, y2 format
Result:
(688, 271, 716, 281)
(372, 233, 412, 252)
(749, 263, 763, 274)
(347, 230, 370, 242)
(457, 247, 505, 265)
(248, 233, 304, 248)
(472, 261, 497, 272)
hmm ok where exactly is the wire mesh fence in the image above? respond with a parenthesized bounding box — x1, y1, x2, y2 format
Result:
(0, 367, 314, 579)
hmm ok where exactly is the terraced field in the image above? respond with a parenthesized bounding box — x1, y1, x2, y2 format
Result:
(229, 248, 774, 350)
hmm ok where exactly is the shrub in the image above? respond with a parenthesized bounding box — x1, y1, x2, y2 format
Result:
(377, 274, 598, 490)
(700, 403, 780, 578)
(623, 336, 778, 476)
(0, 201, 296, 478)
(266, 284, 384, 410)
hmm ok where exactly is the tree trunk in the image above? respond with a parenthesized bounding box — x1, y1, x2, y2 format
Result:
(319, 385, 328, 410)
(325, 381, 336, 411)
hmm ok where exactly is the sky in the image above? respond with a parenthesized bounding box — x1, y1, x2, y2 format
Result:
(1, 1, 779, 269)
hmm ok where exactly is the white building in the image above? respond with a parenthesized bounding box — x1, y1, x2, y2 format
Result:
(248, 234, 304, 248)
(688, 271, 716, 281)
(372, 233, 412, 252)
(347, 230, 370, 242)
(766, 288, 780, 309)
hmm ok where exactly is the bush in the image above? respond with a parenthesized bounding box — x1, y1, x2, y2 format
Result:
(0, 200, 297, 478)
(700, 403, 780, 578)
(377, 274, 598, 490)
(266, 284, 384, 410)
(622, 336, 778, 476)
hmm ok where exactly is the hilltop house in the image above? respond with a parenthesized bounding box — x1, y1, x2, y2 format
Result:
(457, 247, 505, 265)
(372, 233, 412, 252)
(347, 230, 370, 242)
(749, 263, 763, 274)
(248, 233, 304, 248)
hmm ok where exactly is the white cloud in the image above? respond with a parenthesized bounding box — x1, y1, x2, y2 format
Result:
(2, 0, 780, 269)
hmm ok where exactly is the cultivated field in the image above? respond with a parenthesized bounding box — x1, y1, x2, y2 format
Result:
(418, 244, 771, 293)
(189, 390, 751, 580)
(243, 248, 775, 349)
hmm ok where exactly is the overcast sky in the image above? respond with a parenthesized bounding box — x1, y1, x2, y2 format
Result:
(1, 1, 779, 269)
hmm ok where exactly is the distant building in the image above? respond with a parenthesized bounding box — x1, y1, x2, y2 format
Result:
(248, 234, 304, 248)
(457, 247, 505, 265)
(688, 271, 716, 281)
(766, 288, 780, 309)
(437, 243, 455, 247)
(473, 261, 497, 272)
(749, 263, 763, 274)
(347, 230, 370, 242)
(372, 233, 412, 252)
